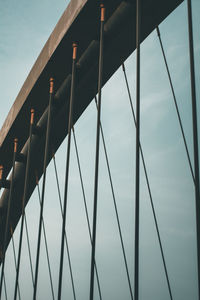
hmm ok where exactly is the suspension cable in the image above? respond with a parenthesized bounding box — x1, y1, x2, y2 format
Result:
(36, 175, 55, 300)
(134, 1, 141, 299)
(90, 4, 105, 300)
(24, 213, 34, 286)
(94, 96, 134, 299)
(33, 78, 54, 300)
(0, 209, 8, 300)
(57, 43, 78, 300)
(122, 62, 173, 300)
(52, 154, 77, 300)
(14, 109, 35, 300)
(0, 139, 18, 299)
(10, 225, 21, 300)
(156, 26, 195, 183)
(3, 275, 7, 300)
(187, 1, 200, 298)
(72, 127, 103, 300)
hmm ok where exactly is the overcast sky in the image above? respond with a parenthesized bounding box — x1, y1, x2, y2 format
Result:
(1, 0, 200, 299)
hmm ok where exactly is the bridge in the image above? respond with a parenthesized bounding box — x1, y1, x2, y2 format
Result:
(0, 0, 199, 299)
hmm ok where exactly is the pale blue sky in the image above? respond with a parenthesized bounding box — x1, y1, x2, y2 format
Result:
(0, 0, 200, 299)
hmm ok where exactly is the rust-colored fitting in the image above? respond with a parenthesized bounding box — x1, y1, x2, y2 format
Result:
(50, 77, 54, 94)
(14, 138, 18, 153)
(100, 4, 105, 22)
(10, 225, 13, 235)
(30, 108, 35, 125)
(0, 165, 3, 180)
(72, 43, 78, 60)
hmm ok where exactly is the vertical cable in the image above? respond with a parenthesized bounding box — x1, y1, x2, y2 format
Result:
(89, 4, 105, 300)
(57, 43, 78, 300)
(14, 109, 35, 300)
(187, 1, 200, 299)
(134, 0, 141, 299)
(33, 78, 54, 300)
(0, 139, 18, 299)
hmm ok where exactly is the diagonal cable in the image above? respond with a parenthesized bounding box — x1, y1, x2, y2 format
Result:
(52, 154, 76, 300)
(14, 110, 34, 300)
(33, 80, 54, 300)
(36, 175, 55, 300)
(2, 274, 7, 300)
(24, 213, 34, 287)
(3, 275, 7, 300)
(94, 96, 134, 299)
(156, 26, 195, 183)
(10, 225, 21, 300)
(122, 62, 173, 300)
(0, 216, 8, 300)
(0, 140, 18, 299)
(94, 95, 134, 298)
(72, 127, 103, 300)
